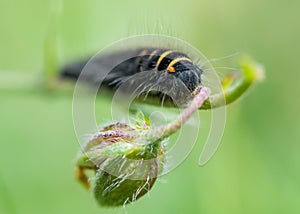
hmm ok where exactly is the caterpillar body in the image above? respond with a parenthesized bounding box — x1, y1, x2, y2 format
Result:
(61, 48, 204, 107)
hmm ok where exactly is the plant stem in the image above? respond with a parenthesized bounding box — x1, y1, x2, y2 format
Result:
(43, 0, 62, 89)
(148, 86, 210, 141)
(201, 56, 264, 109)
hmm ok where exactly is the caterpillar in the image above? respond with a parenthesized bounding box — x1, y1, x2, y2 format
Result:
(61, 48, 204, 107)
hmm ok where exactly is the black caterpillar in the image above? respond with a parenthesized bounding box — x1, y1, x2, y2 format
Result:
(61, 48, 204, 106)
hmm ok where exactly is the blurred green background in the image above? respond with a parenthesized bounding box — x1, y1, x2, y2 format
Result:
(1, 0, 299, 213)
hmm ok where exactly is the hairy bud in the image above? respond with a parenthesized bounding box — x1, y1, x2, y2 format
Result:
(76, 87, 210, 206)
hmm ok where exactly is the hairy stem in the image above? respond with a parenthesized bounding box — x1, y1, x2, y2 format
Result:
(148, 86, 210, 141)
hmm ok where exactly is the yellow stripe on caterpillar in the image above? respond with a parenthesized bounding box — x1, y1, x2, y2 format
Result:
(167, 57, 192, 72)
(155, 50, 174, 69)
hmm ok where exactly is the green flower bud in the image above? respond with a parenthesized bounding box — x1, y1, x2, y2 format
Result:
(76, 120, 165, 206)
(76, 87, 211, 207)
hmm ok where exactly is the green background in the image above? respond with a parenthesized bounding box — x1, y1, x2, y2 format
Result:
(1, 0, 299, 213)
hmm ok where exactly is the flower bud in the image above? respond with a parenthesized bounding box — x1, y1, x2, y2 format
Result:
(76, 119, 165, 206)
(76, 86, 210, 206)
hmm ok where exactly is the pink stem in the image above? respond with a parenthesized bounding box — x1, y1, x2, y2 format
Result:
(148, 86, 210, 140)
